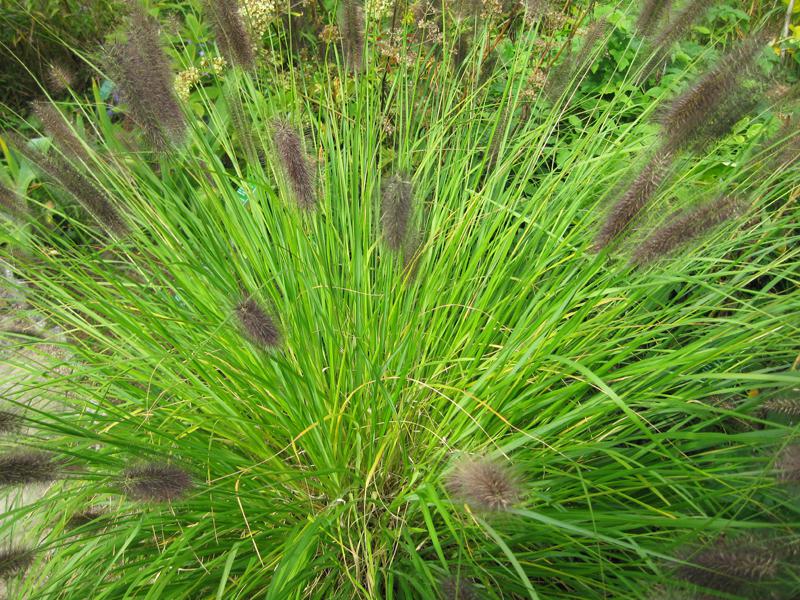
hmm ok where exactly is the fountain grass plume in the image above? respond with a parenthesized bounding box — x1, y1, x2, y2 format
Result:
(676, 535, 781, 594)
(46, 61, 76, 94)
(445, 455, 522, 511)
(382, 174, 414, 251)
(207, 0, 255, 70)
(9, 136, 128, 235)
(122, 462, 193, 502)
(0, 548, 35, 578)
(635, 0, 672, 39)
(340, 0, 365, 71)
(658, 38, 763, 153)
(630, 195, 743, 265)
(66, 507, 107, 529)
(687, 86, 760, 153)
(0, 410, 21, 434)
(775, 444, 800, 483)
(272, 118, 316, 209)
(0, 451, 60, 486)
(0, 180, 27, 221)
(236, 296, 282, 348)
(439, 575, 480, 599)
(638, 0, 712, 81)
(109, 1, 186, 150)
(762, 397, 800, 417)
(545, 18, 608, 102)
(594, 147, 674, 250)
(32, 100, 91, 164)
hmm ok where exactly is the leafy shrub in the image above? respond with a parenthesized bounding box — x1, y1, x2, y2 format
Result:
(1, 0, 799, 599)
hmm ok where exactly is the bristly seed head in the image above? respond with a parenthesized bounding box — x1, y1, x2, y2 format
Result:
(122, 462, 193, 502)
(340, 0, 364, 72)
(445, 455, 522, 511)
(67, 507, 107, 529)
(775, 444, 800, 483)
(657, 38, 763, 153)
(676, 535, 780, 593)
(439, 574, 480, 600)
(630, 195, 743, 265)
(0, 548, 35, 578)
(236, 297, 282, 348)
(0, 411, 21, 434)
(593, 148, 674, 251)
(272, 119, 316, 210)
(9, 136, 128, 236)
(46, 61, 76, 93)
(638, 0, 712, 80)
(0, 451, 60, 486)
(32, 100, 92, 164)
(107, 0, 187, 150)
(635, 0, 672, 39)
(762, 397, 800, 417)
(382, 174, 413, 251)
(206, 0, 255, 70)
(0, 181, 27, 221)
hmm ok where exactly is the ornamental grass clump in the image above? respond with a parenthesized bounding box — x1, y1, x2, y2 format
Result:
(1, 1, 800, 598)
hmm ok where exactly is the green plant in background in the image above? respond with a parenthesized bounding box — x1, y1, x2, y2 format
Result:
(1, 0, 800, 599)
(0, 0, 124, 123)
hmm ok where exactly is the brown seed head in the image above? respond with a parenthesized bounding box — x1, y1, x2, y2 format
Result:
(236, 297, 282, 348)
(382, 174, 414, 251)
(630, 195, 743, 265)
(122, 462, 193, 502)
(32, 100, 92, 164)
(676, 535, 780, 593)
(445, 455, 522, 511)
(594, 148, 674, 251)
(206, 0, 255, 70)
(776, 444, 800, 483)
(272, 119, 316, 209)
(0, 548, 34, 578)
(439, 575, 480, 600)
(635, 0, 672, 39)
(340, 0, 365, 71)
(108, 1, 187, 149)
(0, 451, 59, 486)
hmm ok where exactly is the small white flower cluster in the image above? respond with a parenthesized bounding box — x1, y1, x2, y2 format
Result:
(174, 67, 201, 101)
(240, 0, 277, 39)
(174, 56, 227, 101)
(365, 0, 393, 21)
